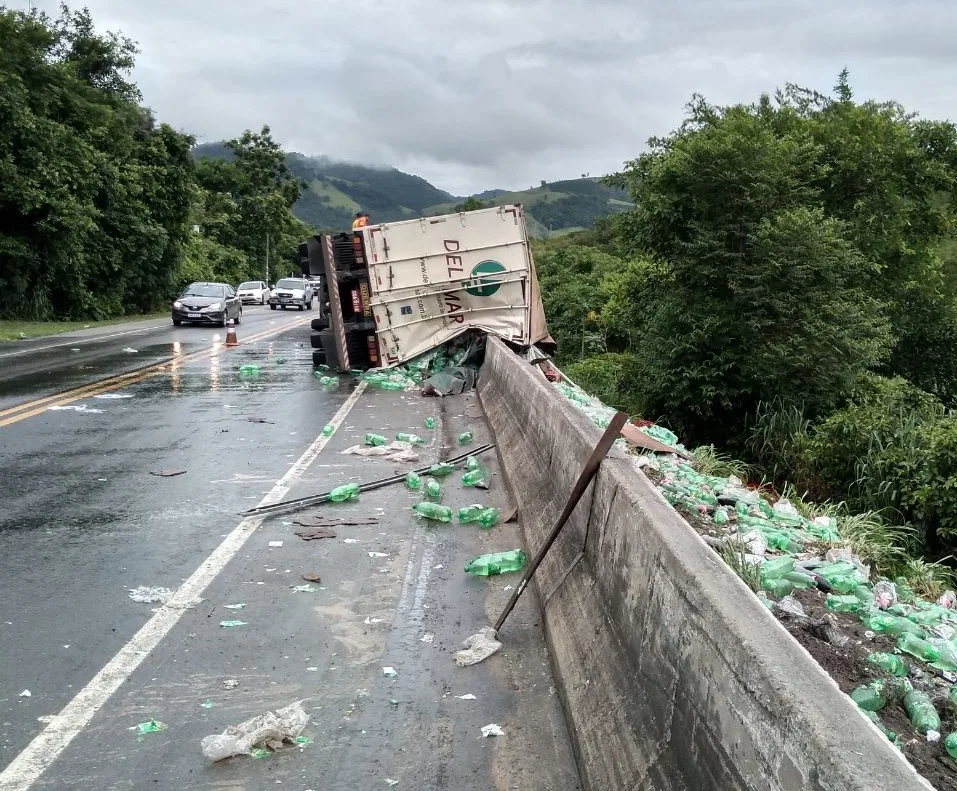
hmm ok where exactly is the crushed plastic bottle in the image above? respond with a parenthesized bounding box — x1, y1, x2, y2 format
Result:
(458, 431, 474, 445)
(465, 549, 527, 577)
(328, 482, 360, 503)
(712, 507, 730, 526)
(425, 479, 442, 500)
(395, 432, 425, 446)
(429, 463, 457, 477)
(866, 652, 909, 677)
(903, 688, 941, 734)
(850, 681, 886, 712)
(412, 502, 453, 522)
(465, 456, 481, 472)
(322, 424, 335, 437)
(462, 468, 487, 487)
(405, 471, 422, 491)
(364, 433, 387, 447)
(826, 594, 867, 614)
(478, 508, 500, 529)
(238, 364, 260, 377)
(861, 612, 924, 637)
(424, 417, 436, 430)
(946, 732, 957, 759)
(458, 504, 485, 524)
(897, 633, 941, 664)
(136, 719, 167, 734)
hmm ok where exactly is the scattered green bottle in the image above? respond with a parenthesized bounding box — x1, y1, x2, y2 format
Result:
(458, 504, 485, 524)
(429, 462, 457, 477)
(462, 468, 487, 487)
(712, 507, 730, 526)
(413, 502, 453, 523)
(425, 479, 442, 500)
(464, 549, 527, 577)
(945, 732, 957, 760)
(861, 612, 924, 637)
(365, 433, 387, 447)
(328, 482, 360, 502)
(458, 431, 474, 445)
(850, 681, 886, 712)
(239, 364, 260, 377)
(380, 381, 404, 391)
(405, 471, 422, 491)
(903, 688, 941, 734)
(396, 432, 424, 445)
(897, 633, 941, 664)
(478, 508, 500, 529)
(866, 652, 909, 677)
(465, 455, 481, 472)
(322, 424, 335, 437)
(318, 375, 339, 387)
(826, 594, 867, 614)
(424, 417, 436, 429)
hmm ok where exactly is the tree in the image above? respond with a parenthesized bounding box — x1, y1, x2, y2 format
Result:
(454, 196, 486, 212)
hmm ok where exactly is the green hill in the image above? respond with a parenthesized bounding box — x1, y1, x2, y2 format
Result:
(193, 144, 631, 235)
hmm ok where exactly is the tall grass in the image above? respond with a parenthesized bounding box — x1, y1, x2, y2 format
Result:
(745, 399, 812, 486)
(691, 444, 753, 480)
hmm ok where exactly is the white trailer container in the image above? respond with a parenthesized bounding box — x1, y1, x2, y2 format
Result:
(357, 204, 551, 367)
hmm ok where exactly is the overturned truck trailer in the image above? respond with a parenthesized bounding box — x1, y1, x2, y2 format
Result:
(300, 205, 552, 371)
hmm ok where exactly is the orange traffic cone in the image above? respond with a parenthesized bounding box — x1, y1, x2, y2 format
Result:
(225, 319, 239, 347)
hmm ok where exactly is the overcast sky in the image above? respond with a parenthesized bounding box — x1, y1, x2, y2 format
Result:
(29, 0, 957, 195)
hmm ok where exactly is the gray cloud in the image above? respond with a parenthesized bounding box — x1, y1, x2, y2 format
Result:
(32, 0, 957, 195)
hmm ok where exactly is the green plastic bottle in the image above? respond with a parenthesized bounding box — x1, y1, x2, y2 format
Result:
(328, 482, 360, 502)
(760, 556, 794, 580)
(425, 479, 442, 500)
(239, 364, 260, 377)
(396, 432, 424, 446)
(478, 508, 500, 529)
(412, 502, 452, 523)
(458, 504, 485, 523)
(458, 431, 474, 445)
(713, 508, 730, 526)
(319, 375, 339, 387)
(903, 688, 941, 734)
(364, 433, 387, 447)
(945, 732, 957, 760)
(464, 549, 527, 577)
(462, 468, 487, 487)
(429, 463, 457, 477)
(322, 424, 335, 437)
(405, 471, 421, 491)
(866, 652, 909, 677)
(424, 417, 436, 429)
(897, 633, 941, 663)
(850, 681, 886, 712)
(826, 594, 867, 614)
(380, 381, 404, 391)
(861, 612, 924, 637)
(465, 456, 481, 472)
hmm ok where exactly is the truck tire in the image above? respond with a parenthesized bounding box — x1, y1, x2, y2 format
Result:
(310, 317, 329, 331)
(312, 349, 327, 367)
(317, 329, 341, 370)
(310, 333, 324, 350)
(270, 304, 277, 310)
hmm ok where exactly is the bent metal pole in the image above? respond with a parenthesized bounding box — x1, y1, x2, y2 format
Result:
(493, 410, 629, 633)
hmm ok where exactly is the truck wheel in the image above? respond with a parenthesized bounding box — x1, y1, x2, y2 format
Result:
(310, 333, 324, 350)
(310, 317, 329, 331)
(312, 349, 327, 367)
(317, 329, 341, 370)
(271, 304, 277, 310)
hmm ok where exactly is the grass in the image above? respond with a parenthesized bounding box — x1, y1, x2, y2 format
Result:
(690, 444, 753, 480)
(0, 313, 167, 342)
(720, 537, 763, 591)
(308, 179, 360, 212)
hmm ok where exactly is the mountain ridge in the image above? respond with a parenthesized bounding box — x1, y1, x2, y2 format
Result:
(193, 143, 630, 236)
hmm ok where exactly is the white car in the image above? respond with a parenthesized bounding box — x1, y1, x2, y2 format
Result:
(236, 280, 269, 305)
(269, 278, 315, 311)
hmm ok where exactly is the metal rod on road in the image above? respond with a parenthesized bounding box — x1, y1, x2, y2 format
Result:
(492, 411, 628, 633)
(242, 442, 497, 517)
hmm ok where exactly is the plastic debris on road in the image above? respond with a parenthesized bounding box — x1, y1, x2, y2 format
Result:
(382, 666, 398, 679)
(128, 586, 173, 604)
(149, 469, 186, 477)
(455, 694, 477, 700)
(481, 724, 505, 738)
(92, 393, 132, 400)
(368, 551, 389, 558)
(223, 679, 239, 690)
(223, 602, 246, 610)
(268, 540, 283, 548)
(18, 690, 31, 698)
(342, 441, 419, 464)
(47, 404, 103, 414)
(453, 627, 502, 667)
(292, 584, 321, 593)
(420, 633, 434, 644)
(386, 780, 399, 787)
(464, 550, 526, 577)
(238, 364, 260, 378)
(134, 719, 166, 734)
(200, 700, 310, 762)
(122, 347, 138, 354)
(201, 700, 213, 709)
(219, 620, 248, 628)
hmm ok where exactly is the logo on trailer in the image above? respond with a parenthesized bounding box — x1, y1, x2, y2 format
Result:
(463, 260, 506, 297)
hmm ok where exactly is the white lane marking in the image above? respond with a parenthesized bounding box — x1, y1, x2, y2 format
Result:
(0, 324, 169, 359)
(0, 382, 367, 791)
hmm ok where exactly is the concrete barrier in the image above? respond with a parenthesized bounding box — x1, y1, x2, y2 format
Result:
(478, 337, 930, 791)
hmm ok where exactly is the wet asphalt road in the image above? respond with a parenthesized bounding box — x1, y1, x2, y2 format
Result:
(0, 310, 579, 790)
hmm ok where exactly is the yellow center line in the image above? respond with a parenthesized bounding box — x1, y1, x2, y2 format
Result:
(0, 316, 313, 428)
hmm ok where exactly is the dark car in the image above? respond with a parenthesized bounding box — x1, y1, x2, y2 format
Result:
(172, 282, 242, 327)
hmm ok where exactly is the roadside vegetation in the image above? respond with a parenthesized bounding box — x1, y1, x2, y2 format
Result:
(0, 6, 309, 323)
(534, 72, 957, 583)
(0, 314, 167, 342)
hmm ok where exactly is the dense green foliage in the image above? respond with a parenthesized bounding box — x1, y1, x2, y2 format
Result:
(0, 7, 311, 320)
(535, 74, 957, 558)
